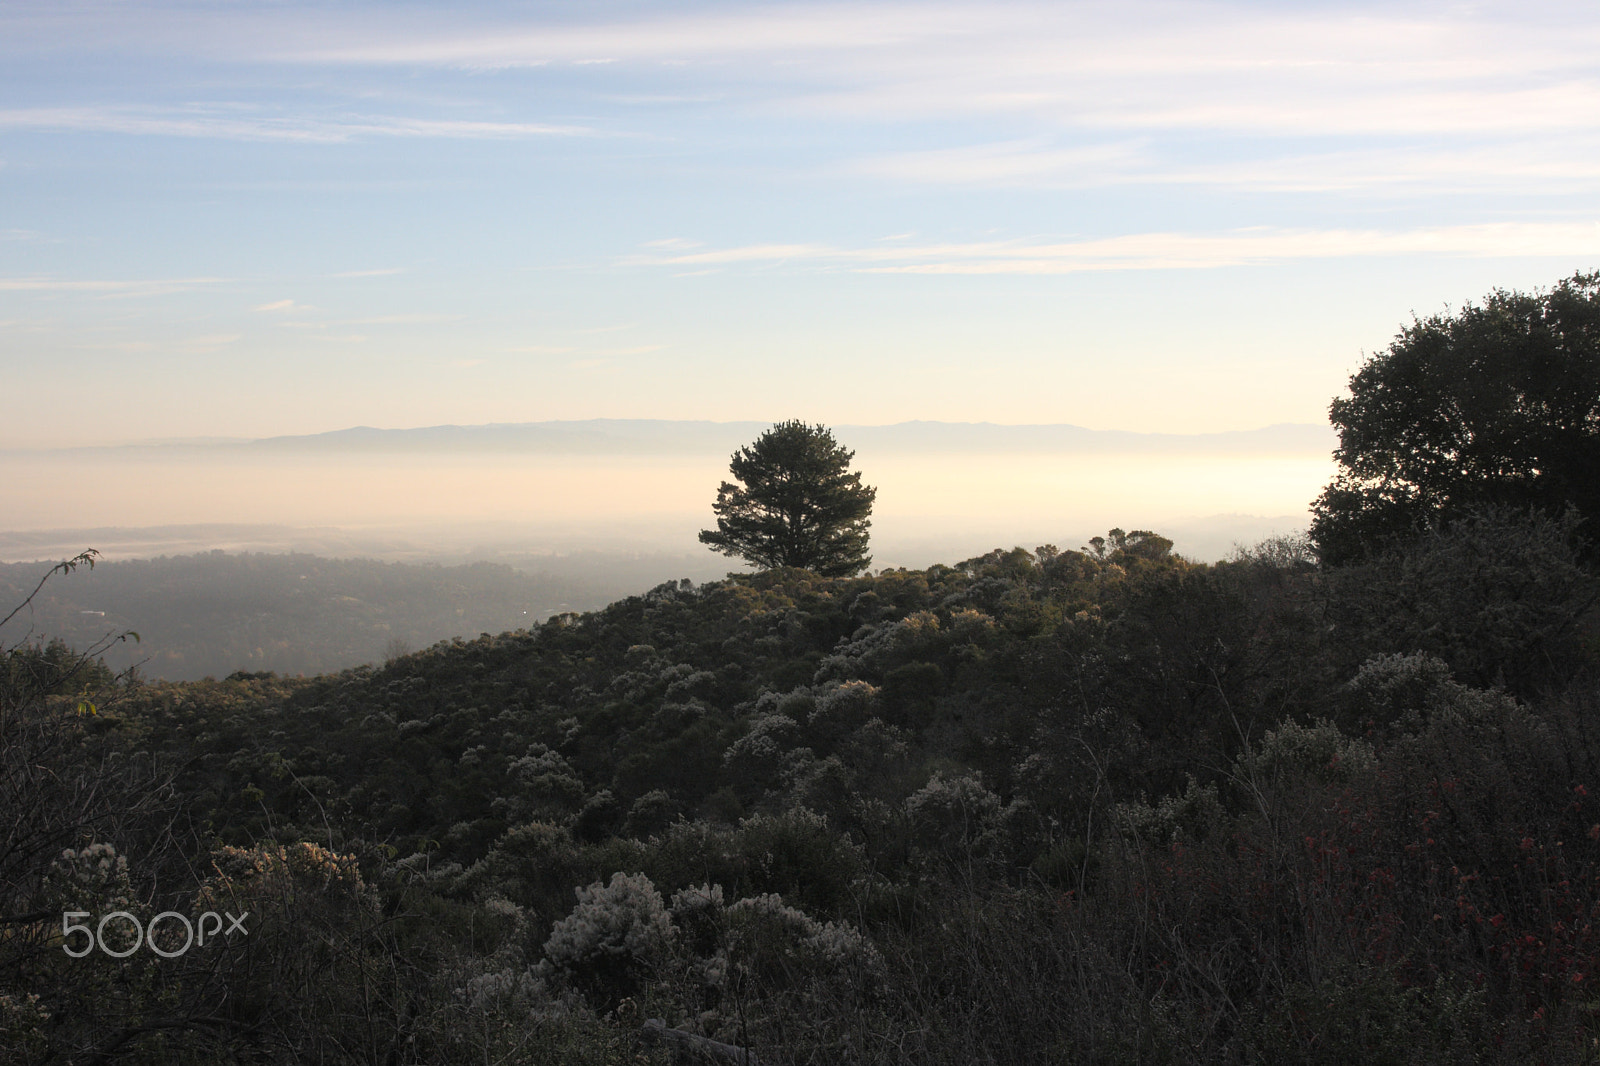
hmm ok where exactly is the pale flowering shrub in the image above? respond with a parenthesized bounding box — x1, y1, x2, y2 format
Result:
(723, 892, 883, 992)
(722, 713, 806, 797)
(47, 843, 131, 898)
(540, 871, 675, 999)
(814, 611, 943, 683)
(723, 713, 802, 766)
(664, 668, 718, 700)
(509, 744, 584, 798)
(727, 892, 810, 927)
(623, 789, 682, 839)
(669, 882, 725, 930)
(802, 916, 879, 975)
(906, 771, 1003, 853)
(459, 967, 543, 1012)
(669, 883, 731, 990)
(199, 842, 366, 908)
(1343, 652, 1458, 731)
(946, 607, 997, 645)
(807, 680, 879, 742)
(194, 842, 374, 958)
(652, 887, 884, 1045)
(1114, 776, 1227, 846)
(1238, 718, 1377, 787)
(781, 753, 853, 817)
(481, 895, 523, 919)
(454, 960, 583, 1024)
(0, 992, 49, 1062)
(43, 843, 135, 919)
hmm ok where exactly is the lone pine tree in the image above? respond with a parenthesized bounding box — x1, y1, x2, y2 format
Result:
(698, 421, 876, 577)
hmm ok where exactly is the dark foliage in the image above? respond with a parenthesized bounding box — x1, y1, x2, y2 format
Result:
(1311, 271, 1600, 564)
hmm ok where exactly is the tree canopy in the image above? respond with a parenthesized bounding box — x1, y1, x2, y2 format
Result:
(698, 421, 876, 577)
(1310, 271, 1600, 564)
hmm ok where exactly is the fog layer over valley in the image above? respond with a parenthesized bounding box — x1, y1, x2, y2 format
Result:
(0, 420, 1328, 679)
(2, 419, 1330, 563)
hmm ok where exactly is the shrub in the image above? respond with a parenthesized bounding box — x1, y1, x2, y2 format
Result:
(541, 871, 675, 1002)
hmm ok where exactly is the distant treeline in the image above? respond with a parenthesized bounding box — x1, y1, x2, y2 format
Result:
(0, 552, 612, 680)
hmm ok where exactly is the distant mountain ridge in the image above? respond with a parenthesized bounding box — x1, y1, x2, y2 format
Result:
(239, 419, 1336, 456)
(4, 420, 1336, 457)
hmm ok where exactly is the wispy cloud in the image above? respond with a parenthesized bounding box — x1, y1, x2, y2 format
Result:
(0, 106, 590, 143)
(849, 137, 1600, 193)
(628, 222, 1600, 275)
(12, 3, 1599, 138)
(343, 314, 460, 325)
(263, 2, 1600, 137)
(506, 341, 661, 357)
(0, 276, 228, 295)
(328, 267, 405, 278)
(264, 311, 458, 327)
(178, 333, 241, 349)
(6, 2, 1598, 204)
(848, 138, 1148, 188)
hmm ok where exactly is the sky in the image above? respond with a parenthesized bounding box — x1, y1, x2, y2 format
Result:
(2, 0, 1597, 452)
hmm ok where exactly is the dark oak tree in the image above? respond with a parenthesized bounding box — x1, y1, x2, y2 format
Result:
(698, 421, 876, 576)
(1310, 271, 1600, 564)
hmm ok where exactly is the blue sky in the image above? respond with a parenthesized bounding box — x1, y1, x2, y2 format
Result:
(4, 0, 1600, 447)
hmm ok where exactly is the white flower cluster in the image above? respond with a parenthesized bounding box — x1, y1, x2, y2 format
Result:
(0, 990, 49, 1054)
(945, 607, 997, 643)
(56, 843, 127, 877)
(48, 842, 133, 907)
(669, 883, 730, 987)
(803, 915, 879, 973)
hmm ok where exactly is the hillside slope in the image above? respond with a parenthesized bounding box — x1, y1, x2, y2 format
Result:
(7, 515, 1600, 1063)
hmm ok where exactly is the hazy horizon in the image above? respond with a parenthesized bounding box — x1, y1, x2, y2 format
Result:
(0, 417, 1330, 570)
